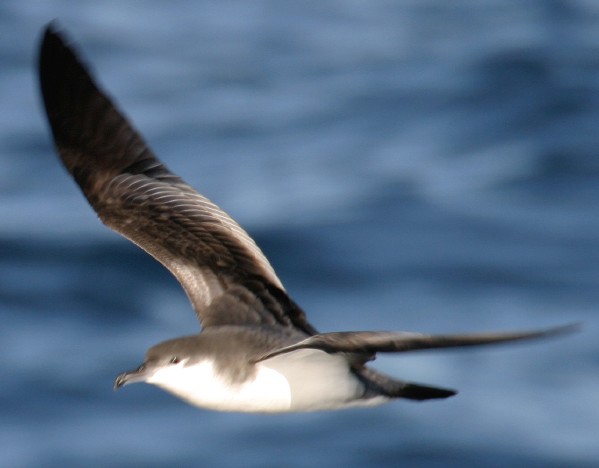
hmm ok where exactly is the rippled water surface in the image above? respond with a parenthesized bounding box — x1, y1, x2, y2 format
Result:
(1, 1, 598, 467)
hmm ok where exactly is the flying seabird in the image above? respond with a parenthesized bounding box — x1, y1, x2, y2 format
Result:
(38, 24, 576, 413)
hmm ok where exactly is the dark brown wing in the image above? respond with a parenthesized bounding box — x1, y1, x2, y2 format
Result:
(255, 323, 578, 361)
(38, 24, 317, 334)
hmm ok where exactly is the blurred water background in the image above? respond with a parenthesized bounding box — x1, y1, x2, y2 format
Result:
(1, 1, 597, 466)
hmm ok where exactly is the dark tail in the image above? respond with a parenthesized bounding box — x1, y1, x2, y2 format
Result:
(356, 367, 456, 401)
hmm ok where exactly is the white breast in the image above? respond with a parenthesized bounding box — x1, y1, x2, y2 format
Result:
(146, 350, 388, 413)
(147, 359, 293, 412)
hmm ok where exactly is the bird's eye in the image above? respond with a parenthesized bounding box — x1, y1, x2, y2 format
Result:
(170, 356, 180, 364)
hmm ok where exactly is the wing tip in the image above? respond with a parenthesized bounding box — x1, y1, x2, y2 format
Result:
(42, 20, 62, 39)
(38, 21, 81, 115)
(39, 20, 69, 68)
(38, 21, 110, 160)
(541, 322, 582, 338)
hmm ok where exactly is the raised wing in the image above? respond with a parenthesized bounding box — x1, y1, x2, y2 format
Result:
(38, 24, 316, 334)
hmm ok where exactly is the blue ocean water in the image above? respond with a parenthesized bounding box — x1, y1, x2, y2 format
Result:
(1, 1, 597, 466)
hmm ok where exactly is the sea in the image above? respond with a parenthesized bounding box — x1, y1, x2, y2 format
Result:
(1, 1, 597, 467)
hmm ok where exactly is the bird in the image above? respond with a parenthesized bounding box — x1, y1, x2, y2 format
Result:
(38, 23, 576, 413)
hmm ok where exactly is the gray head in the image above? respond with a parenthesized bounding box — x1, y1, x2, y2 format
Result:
(114, 336, 202, 389)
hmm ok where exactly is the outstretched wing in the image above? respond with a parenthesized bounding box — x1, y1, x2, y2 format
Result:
(38, 24, 317, 335)
(255, 324, 578, 361)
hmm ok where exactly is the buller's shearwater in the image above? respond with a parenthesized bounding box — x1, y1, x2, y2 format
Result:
(38, 24, 576, 413)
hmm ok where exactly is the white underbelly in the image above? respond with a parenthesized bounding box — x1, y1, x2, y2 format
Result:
(147, 359, 293, 412)
(146, 350, 388, 413)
